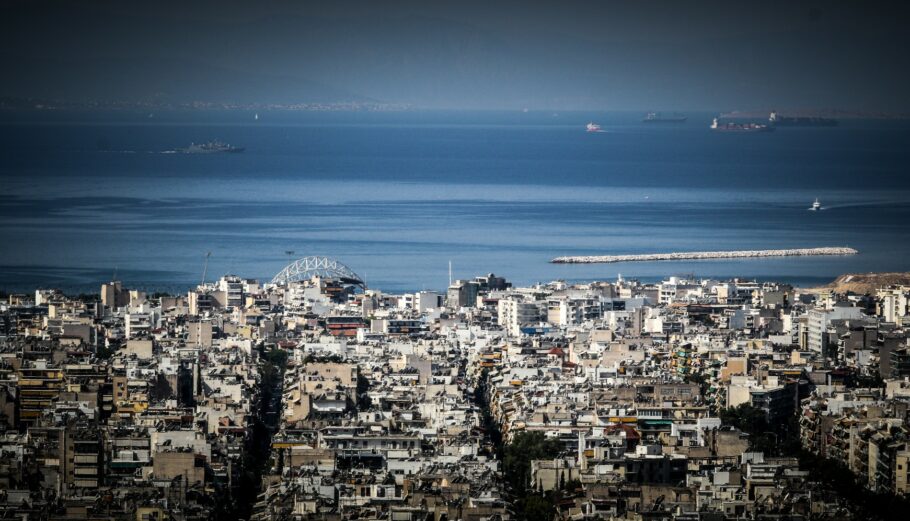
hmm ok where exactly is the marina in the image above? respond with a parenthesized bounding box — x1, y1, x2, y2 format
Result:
(551, 247, 859, 264)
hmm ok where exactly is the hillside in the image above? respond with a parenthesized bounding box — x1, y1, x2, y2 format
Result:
(813, 272, 910, 294)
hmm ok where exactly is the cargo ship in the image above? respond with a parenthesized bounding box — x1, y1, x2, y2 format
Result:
(179, 140, 245, 153)
(769, 111, 838, 127)
(643, 112, 687, 123)
(710, 118, 774, 133)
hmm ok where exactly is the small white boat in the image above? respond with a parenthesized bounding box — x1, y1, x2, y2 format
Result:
(586, 122, 602, 132)
(809, 198, 821, 211)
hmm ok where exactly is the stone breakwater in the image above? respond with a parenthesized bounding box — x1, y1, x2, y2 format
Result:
(551, 247, 858, 264)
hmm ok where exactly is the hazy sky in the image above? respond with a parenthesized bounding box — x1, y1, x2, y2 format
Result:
(2, 0, 908, 111)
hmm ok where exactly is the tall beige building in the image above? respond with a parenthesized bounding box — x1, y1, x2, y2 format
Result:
(100, 281, 129, 308)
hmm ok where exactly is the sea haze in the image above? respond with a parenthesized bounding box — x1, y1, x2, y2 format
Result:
(1, 110, 909, 294)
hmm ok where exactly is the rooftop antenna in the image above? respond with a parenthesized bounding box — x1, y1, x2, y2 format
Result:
(448, 260, 453, 287)
(112, 266, 118, 282)
(201, 252, 211, 287)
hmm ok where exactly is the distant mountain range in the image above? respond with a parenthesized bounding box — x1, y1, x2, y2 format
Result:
(1, 54, 369, 106)
(0, 95, 408, 112)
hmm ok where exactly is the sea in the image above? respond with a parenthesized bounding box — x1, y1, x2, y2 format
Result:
(1, 109, 909, 295)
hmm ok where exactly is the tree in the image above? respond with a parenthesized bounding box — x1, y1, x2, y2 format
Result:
(684, 372, 710, 396)
(719, 403, 769, 434)
(564, 479, 582, 492)
(504, 431, 562, 494)
(719, 403, 778, 455)
(149, 373, 174, 402)
(518, 494, 556, 521)
(356, 373, 372, 409)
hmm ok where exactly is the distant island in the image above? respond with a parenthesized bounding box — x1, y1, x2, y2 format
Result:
(720, 108, 910, 120)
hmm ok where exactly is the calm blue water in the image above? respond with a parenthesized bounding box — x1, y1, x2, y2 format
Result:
(1, 110, 909, 294)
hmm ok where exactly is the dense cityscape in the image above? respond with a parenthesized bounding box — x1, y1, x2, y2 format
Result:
(4, 2, 910, 521)
(1, 258, 909, 520)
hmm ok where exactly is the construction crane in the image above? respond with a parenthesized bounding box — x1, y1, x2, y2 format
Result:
(200, 252, 212, 287)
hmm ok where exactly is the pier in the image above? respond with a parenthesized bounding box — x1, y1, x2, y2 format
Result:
(551, 247, 858, 264)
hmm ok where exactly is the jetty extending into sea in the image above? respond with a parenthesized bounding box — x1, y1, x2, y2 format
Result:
(551, 247, 858, 264)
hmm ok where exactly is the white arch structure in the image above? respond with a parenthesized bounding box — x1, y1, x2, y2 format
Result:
(271, 256, 366, 288)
